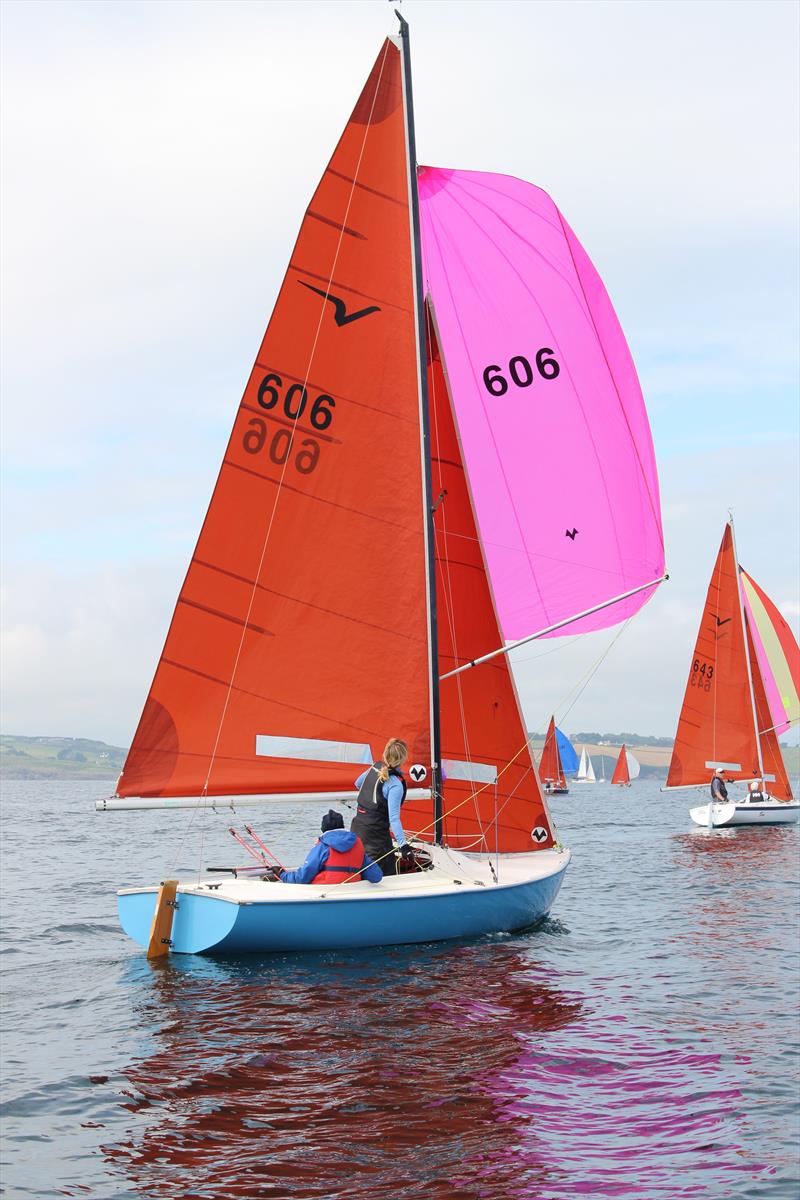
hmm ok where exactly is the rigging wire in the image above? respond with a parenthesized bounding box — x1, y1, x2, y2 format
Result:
(512, 632, 584, 665)
(552, 617, 633, 726)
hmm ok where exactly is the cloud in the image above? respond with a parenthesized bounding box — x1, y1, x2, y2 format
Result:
(1, 0, 798, 746)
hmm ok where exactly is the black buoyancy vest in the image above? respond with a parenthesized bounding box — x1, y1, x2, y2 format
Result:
(355, 763, 407, 832)
(711, 777, 728, 801)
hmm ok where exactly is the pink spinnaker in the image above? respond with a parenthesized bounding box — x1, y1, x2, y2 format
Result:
(741, 569, 800, 737)
(419, 167, 664, 638)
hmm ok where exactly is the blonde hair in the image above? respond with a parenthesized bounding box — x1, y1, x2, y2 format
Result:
(378, 737, 408, 782)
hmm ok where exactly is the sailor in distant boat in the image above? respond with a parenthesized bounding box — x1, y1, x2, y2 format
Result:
(279, 810, 382, 886)
(710, 768, 729, 804)
(351, 738, 414, 876)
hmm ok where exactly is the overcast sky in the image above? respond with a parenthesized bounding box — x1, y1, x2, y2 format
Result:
(1, 0, 798, 747)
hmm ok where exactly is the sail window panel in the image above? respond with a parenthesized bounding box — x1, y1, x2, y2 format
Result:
(441, 759, 498, 785)
(256, 736, 372, 764)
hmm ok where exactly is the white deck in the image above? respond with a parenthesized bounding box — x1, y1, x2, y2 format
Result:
(120, 846, 571, 905)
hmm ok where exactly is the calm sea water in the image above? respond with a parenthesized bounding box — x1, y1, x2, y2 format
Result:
(1, 778, 798, 1199)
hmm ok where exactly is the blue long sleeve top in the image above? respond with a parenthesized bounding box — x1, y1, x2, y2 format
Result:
(279, 829, 382, 885)
(355, 769, 407, 844)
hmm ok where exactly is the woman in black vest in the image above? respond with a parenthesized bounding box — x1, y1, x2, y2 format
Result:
(351, 738, 412, 876)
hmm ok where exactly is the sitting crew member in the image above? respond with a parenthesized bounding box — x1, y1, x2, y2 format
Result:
(748, 780, 768, 802)
(352, 737, 414, 877)
(710, 767, 729, 803)
(279, 810, 382, 885)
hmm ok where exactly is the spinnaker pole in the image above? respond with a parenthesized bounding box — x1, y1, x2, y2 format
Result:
(396, 12, 444, 844)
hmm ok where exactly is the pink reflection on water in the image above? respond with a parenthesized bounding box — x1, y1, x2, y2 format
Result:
(100, 935, 772, 1200)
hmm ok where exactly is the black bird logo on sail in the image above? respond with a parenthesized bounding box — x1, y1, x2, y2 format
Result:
(299, 281, 381, 326)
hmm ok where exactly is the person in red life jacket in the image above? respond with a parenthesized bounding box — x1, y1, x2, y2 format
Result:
(279, 810, 382, 885)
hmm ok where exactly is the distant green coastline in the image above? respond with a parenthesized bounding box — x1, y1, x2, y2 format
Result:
(1, 733, 796, 782)
(0, 736, 126, 780)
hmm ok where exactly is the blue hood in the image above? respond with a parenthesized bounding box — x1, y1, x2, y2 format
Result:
(320, 829, 358, 851)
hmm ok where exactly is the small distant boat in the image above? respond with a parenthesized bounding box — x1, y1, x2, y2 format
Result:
(576, 747, 596, 783)
(664, 518, 799, 828)
(538, 717, 570, 794)
(611, 744, 639, 786)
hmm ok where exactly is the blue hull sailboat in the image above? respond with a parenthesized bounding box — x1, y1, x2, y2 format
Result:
(118, 847, 569, 955)
(100, 16, 664, 956)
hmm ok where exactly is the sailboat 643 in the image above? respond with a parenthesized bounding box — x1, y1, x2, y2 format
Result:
(665, 519, 798, 828)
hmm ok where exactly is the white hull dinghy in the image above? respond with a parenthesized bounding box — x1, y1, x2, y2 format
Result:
(689, 799, 800, 828)
(99, 16, 666, 957)
(664, 517, 799, 828)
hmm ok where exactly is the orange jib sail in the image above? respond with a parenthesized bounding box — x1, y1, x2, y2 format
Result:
(402, 322, 555, 853)
(538, 718, 565, 789)
(119, 42, 434, 799)
(611, 745, 630, 786)
(666, 524, 761, 788)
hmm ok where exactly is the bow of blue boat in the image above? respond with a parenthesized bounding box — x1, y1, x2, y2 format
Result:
(119, 846, 571, 955)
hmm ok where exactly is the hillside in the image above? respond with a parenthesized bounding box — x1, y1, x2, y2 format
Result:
(0, 736, 126, 780)
(529, 733, 799, 781)
(2, 733, 796, 783)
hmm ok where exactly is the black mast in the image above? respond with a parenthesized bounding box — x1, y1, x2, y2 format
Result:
(396, 12, 443, 845)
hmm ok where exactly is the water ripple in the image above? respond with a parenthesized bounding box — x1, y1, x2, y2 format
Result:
(1, 780, 798, 1199)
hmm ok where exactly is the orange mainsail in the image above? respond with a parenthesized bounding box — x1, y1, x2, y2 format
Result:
(666, 522, 793, 796)
(119, 42, 433, 799)
(402, 323, 555, 853)
(667, 525, 760, 788)
(538, 718, 565, 789)
(611, 745, 630, 786)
